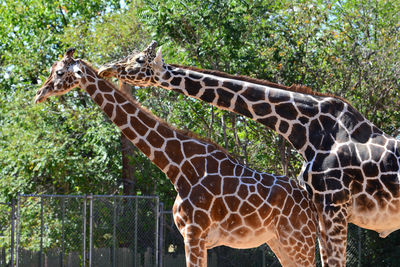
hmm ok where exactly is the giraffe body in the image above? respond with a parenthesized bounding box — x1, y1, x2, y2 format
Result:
(35, 50, 317, 267)
(172, 163, 317, 267)
(99, 41, 400, 266)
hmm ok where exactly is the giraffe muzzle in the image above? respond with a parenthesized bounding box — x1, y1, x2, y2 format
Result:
(98, 65, 116, 78)
(34, 92, 45, 104)
(34, 87, 50, 104)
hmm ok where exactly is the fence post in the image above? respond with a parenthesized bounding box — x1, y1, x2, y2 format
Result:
(61, 198, 65, 267)
(262, 245, 266, 267)
(1, 247, 5, 267)
(358, 227, 362, 267)
(134, 197, 138, 267)
(158, 202, 164, 267)
(112, 197, 116, 267)
(89, 194, 93, 267)
(155, 198, 159, 267)
(40, 196, 44, 267)
(15, 194, 19, 267)
(83, 196, 87, 267)
(10, 199, 15, 267)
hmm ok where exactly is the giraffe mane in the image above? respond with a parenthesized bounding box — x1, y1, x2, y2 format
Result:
(81, 60, 236, 161)
(170, 64, 352, 106)
(117, 87, 236, 160)
(81, 60, 100, 73)
(110, 49, 142, 65)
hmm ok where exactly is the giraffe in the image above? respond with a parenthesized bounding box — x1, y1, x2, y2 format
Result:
(98, 40, 400, 266)
(35, 49, 318, 267)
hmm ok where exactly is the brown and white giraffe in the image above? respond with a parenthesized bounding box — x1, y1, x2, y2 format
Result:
(35, 49, 318, 267)
(99, 41, 400, 266)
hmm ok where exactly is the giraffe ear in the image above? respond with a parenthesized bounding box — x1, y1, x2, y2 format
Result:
(144, 41, 158, 53)
(153, 47, 163, 69)
(65, 48, 76, 59)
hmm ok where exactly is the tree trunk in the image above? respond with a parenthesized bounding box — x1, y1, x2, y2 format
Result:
(279, 135, 289, 177)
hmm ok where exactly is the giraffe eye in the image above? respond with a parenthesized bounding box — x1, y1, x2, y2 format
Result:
(56, 70, 64, 76)
(136, 57, 145, 64)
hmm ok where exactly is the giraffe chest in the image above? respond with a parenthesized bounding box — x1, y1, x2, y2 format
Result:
(204, 223, 274, 249)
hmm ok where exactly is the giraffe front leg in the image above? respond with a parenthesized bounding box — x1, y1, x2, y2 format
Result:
(183, 225, 207, 267)
(317, 205, 348, 267)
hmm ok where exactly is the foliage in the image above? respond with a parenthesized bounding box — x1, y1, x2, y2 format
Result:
(0, 0, 122, 89)
(0, 88, 121, 197)
(138, 0, 303, 177)
(134, 0, 400, 182)
(0, 0, 127, 198)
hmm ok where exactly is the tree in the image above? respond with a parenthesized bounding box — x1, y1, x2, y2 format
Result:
(0, 0, 143, 199)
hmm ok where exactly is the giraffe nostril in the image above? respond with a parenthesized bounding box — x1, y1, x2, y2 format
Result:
(98, 65, 116, 78)
(34, 92, 43, 103)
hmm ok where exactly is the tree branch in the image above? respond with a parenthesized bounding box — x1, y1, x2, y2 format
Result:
(59, 5, 68, 26)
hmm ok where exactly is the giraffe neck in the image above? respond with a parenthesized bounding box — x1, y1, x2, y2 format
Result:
(153, 64, 370, 161)
(78, 63, 237, 192)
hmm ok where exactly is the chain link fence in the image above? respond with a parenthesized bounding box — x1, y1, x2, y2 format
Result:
(1, 194, 399, 266)
(14, 195, 159, 267)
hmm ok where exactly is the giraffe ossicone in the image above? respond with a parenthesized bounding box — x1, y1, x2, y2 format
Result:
(99, 40, 400, 266)
(35, 49, 319, 267)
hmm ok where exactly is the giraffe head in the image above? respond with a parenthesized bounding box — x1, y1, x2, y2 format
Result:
(35, 48, 85, 103)
(98, 40, 163, 86)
